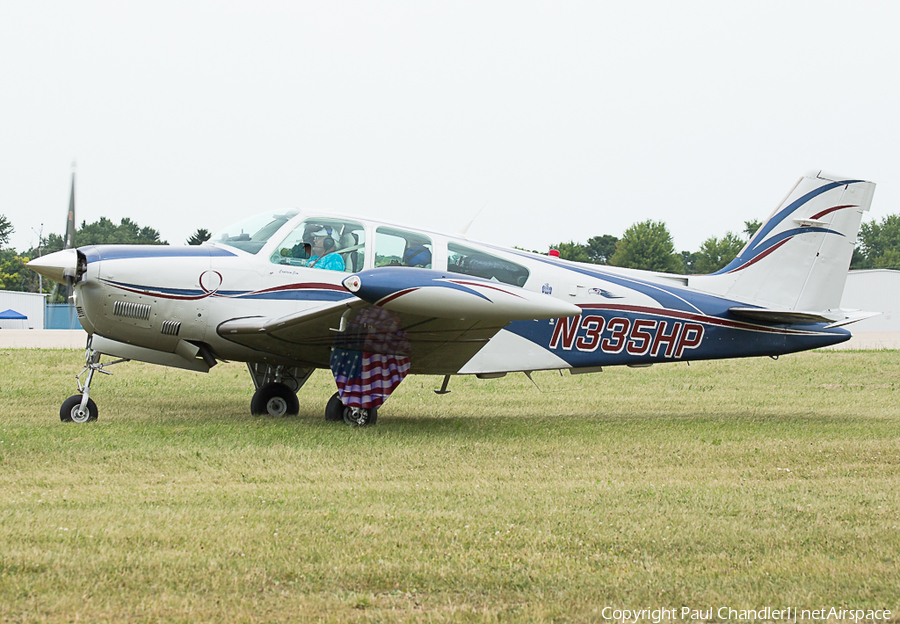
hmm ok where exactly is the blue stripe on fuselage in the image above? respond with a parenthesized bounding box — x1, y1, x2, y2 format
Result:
(504, 248, 725, 315)
(506, 309, 849, 367)
(102, 279, 353, 302)
(80, 245, 236, 264)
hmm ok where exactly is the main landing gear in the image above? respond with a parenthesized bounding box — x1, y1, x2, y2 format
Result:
(247, 363, 313, 417)
(247, 365, 378, 426)
(250, 382, 299, 416)
(325, 392, 377, 426)
(248, 365, 378, 425)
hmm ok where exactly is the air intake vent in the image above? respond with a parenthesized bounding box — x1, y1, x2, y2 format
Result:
(114, 300, 151, 321)
(161, 320, 182, 336)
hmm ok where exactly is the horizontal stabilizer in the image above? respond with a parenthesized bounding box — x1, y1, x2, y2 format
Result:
(729, 306, 879, 328)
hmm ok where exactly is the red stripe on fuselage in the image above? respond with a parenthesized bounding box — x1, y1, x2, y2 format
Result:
(376, 287, 420, 307)
(444, 279, 526, 299)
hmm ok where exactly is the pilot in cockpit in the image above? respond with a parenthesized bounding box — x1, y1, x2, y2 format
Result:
(276, 223, 348, 271)
(300, 225, 345, 271)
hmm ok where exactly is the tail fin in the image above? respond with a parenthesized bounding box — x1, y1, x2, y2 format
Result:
(691, 171, 875, 312)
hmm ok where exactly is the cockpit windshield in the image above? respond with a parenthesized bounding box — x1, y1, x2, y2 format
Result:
(210, 210, 299, 254)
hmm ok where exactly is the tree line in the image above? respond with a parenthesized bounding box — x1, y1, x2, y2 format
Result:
(0, 215, 210, 297)
(0, 211, 899, 296)
(549, 219, 760, 274)
(552, 214, 900, 274)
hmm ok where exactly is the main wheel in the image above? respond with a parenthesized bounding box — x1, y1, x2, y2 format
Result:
(325, 392, 344, 421)
(60, 395, 98, 423)
(343, 406, 378, 426)
(250, 383, 300, 416)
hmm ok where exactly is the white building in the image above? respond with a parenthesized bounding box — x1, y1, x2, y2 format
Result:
(840, 269, 900, 332)
(0, 291, 46, 329)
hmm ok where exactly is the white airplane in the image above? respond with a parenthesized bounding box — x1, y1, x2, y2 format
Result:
(29, 170, 876, 426)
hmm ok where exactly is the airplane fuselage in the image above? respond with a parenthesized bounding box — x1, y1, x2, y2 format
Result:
(70, 212, 849, 377)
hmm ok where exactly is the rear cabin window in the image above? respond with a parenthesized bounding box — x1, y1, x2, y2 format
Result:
(374, 227, 433, 269)
(270, 219, 366, 273)
(447, 243, 529, 286)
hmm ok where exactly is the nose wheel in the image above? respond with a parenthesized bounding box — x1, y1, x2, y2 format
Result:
(60, 395, 98, 423)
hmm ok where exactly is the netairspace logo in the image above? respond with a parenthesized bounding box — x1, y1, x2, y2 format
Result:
(598, 606, 893, 623)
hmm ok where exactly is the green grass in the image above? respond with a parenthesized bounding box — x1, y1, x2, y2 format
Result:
(1, 349, 899, 622)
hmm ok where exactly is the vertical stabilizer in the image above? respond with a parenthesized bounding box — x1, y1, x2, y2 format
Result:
(691, 171, 875, 311)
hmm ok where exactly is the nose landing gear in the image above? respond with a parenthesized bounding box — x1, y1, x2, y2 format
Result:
(60, 341, 128, 423)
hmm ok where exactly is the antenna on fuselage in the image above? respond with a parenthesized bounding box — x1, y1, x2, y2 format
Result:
(457, 201, 490, 238)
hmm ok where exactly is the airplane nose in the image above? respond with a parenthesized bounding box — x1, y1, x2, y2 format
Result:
(27, 248, 78, 284)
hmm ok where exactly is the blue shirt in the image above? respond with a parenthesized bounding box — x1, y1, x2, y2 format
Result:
(308, 253, 345, 272)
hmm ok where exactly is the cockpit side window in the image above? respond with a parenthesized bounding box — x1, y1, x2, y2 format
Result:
(447, 243, 529, 286)
(374, 227, 433, 269)
(270, 219, 366, 273)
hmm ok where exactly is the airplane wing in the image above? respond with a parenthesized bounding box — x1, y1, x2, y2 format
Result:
(218, 267, 581, 375)
(218, 299, 514, 374)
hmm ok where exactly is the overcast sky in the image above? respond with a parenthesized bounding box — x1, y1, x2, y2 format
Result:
(1, 1, 898, 255)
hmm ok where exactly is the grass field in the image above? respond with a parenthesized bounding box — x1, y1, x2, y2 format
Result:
(1, 348, 899, 623)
